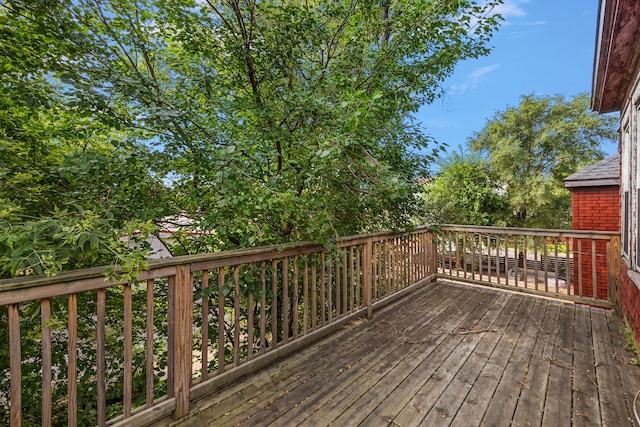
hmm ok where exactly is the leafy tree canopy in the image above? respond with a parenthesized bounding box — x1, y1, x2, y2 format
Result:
(419, 151, 509, 226)
(467, 93, 618, 228)
(0, 0, 503, 277)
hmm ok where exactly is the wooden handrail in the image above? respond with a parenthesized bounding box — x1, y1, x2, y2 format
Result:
(0, 224, 620, 426)
(0, 227, 435, 427)
(437, 225, 618, 307)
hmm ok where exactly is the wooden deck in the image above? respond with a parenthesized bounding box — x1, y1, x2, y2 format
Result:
(168, 280, 640, 427)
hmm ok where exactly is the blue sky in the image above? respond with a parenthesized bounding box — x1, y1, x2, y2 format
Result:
(417, 0, 619, 159)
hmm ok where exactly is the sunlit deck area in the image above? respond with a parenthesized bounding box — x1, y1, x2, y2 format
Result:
(0, 226, 634, 426)
(164, 280, 640, 427)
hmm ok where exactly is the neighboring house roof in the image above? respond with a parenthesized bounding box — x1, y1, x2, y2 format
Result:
(563, 154, 620, 188)
(592, 0, 640, 113)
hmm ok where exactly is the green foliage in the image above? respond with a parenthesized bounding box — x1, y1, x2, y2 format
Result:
(468, 93, 618, 228)
(420, 152, 509, 226)
(0, 210, 155, 279)
(1, 0, 504, 272)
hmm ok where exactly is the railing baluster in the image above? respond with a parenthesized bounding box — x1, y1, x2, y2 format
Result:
(293, 256, 299, 338)
(201, 272, 209, 380)
(479, 233, 484, 282)
(248, 264, 254, 359)
(496, 234, 501, 285)
(233, 265, 241, 366)
(355, 247, 361, 309)
(68, 293, 77, 426)
(592, 240, 598, 299)
(543, 241, 549, 293)
(364, 238, 373, 319)
(553, 238, 559, 294)
(97, 289, 106, 424)
(311, 260, 317, 331)
(513, 236, 518, 287)
(218, 267, 226, 371)
(248, 289, 254, 359)
(283, 258, 289, 341)
(565, 238, 572, 295)
(174, 264, 193, 419)
(390, 239, 396, 292)
(349, 247, 355, 312)
(335, 254, 341, 317)
(440, 231, 445, 273)
(145, 280, 154, 405)
(167, 276, 175, 397)
(342, 249, 348, 311)
(463, 232, 468, 277)
(303, 259, 309, 334)
(487, 234, 492, 283)
(260, 263, 267, 351)
(124, 284, 133, 418)
(533, 236, 539, 290)
(523, 235, 528, 289)
(41, 298, 52, 427)
(578, 240, 583, 297)
(9, 303, 21, 427)
(320, 253, 326, 326)
(271, 260, 278, 346)
(504, 235, 509, 286)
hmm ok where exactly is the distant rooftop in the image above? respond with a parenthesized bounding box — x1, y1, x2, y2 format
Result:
(564, 154, 620, 188)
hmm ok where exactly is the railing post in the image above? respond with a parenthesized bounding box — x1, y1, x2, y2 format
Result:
(430, 232, 438, 276)
(173, 264, 193, 419)
(607, 235, 621, 312)
(364, 238, 373, 319)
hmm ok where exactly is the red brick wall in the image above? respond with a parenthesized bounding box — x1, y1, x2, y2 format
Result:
(570, 186, 620, 298)
(571, 186, 620, 231)
(620, 264, 640, 344)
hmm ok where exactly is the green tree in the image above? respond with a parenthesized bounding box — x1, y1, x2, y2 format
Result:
(1, 0, 503, 268)
(468, 93, 618, 228)
(420, 152, 508, 226)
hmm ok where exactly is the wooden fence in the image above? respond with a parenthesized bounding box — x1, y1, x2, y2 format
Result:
(436, 225, 620, 307)
(0, 228, 436, 427)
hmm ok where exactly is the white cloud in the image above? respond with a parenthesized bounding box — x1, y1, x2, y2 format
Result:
(491, 0, 527, 19)
(449, 64, 501, 95)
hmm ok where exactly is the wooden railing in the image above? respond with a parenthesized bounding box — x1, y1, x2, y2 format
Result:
(0, 228, 436, 426)
(436, 225, 620, 307)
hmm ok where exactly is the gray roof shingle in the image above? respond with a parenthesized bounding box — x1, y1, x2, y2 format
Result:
(563, 154, 620, 188)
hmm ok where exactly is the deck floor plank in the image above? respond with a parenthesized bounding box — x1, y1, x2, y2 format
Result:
(510, 300, 562, 427)
(165, 281, 640, 427)
(573, 306, 601, 427)
(213, 283, 462, 427)
(480, 297, 547, 426)
(374, 291, 513, 427)
(541, 302, 576, 427)
(335, 288, 501, 427)
(447, 293, 525, 427)
(201, 281, 457, 426)
(605, 310, 640, 425)
(299, 285, 489, 426)
(591, 307, 634, 426)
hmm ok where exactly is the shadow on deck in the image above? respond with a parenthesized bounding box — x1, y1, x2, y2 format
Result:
(160, 281, 640, 426)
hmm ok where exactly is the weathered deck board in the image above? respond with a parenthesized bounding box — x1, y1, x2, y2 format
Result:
(169, 281, 640, 427)
(541, 302, 575, 427)
(592, 307, 633, 426)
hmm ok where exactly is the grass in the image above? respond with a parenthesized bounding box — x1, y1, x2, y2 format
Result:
(624, 324, 640, 366)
